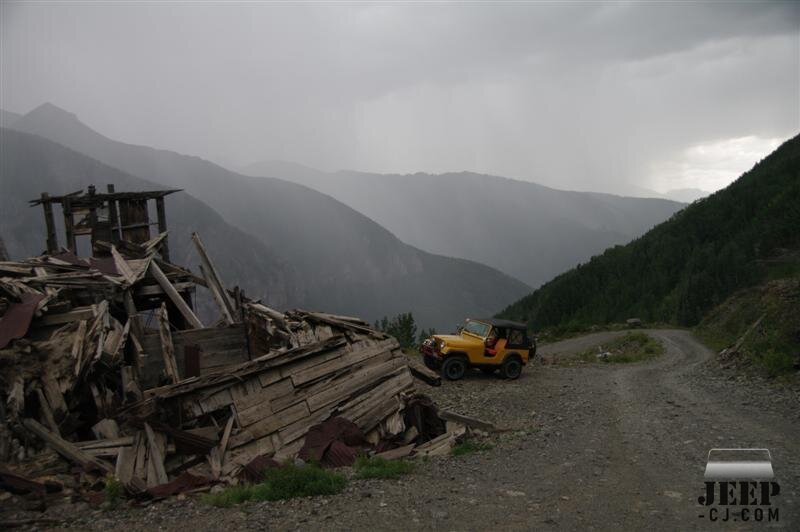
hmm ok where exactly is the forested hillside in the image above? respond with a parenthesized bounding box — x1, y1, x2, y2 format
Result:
(499, 134, 800, 329)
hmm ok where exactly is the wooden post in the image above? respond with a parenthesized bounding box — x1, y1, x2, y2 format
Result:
(155, 196, 170, 262)
(123, 290, 144, 339)
(62, 197, 77, 253)
(149, 261, 204, 329)
(87, 185, 98, 249)
(156, 303, 180, 384)
(200, 263, 234, 325)
(184, 345, 201, 378)
(107, 184, 120, 244)
(41, 193, 58, 254)
(192, 232, 236, 320)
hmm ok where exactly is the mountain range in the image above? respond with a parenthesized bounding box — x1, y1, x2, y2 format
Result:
(241, 161, 685, 288)
(2, 104, 530, 330)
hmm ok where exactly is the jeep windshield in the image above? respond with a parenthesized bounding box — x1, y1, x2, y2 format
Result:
(463, 320, 490, 337)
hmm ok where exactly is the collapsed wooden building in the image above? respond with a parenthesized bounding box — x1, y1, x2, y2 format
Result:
(0, 185, 485, 502)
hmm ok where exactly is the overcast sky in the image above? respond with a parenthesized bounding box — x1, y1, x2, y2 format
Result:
(2, 2, 798, 195)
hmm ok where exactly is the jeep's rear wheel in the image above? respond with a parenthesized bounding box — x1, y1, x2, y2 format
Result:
(501, 356, 523, 380)
(442, 356, 467, 381)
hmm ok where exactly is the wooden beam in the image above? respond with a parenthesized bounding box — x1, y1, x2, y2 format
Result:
(111, 245, 136, 284)
(38, 306, 95, 326)
(134, 281, 194, 297)
(149, 261, 203, 329)
(22, 418, 112, 473)
(191, 232, 235, 320)
(41, 193, 58, 254)
(144, 422, 168, 485)
(123, 290, 144, 339)
(155, 197, 170, 262)
(156, 303, 180, 383)
(62, 197, 77, 253)
(219, 414, 235, 468)
(200, 263, 234, 325)
(106, 184, 120, 244)
(34, 388, 60, 435)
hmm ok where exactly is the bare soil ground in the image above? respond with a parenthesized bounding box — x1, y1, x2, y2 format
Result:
(6, 330, 799, 530)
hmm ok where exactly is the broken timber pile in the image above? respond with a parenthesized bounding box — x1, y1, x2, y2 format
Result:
(0, 184, 481, 505)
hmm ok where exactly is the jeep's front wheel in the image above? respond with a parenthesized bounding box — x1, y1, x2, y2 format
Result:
(442, 356, 467, 381)
(501, 356, 523, 380)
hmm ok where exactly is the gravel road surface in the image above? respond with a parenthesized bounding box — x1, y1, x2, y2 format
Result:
(10, 329, 799, 530)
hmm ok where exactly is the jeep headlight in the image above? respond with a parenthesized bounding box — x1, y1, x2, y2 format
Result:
(438, 339, 446, 350)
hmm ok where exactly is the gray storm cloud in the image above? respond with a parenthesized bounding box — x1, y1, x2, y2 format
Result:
(1, 2, 798, 194)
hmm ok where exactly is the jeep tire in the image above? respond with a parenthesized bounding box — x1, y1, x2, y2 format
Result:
(501, 355, 523, 380)
(442, 356, 467, 381)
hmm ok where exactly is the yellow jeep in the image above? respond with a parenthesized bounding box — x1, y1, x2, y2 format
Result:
(421, 318, 536, 380)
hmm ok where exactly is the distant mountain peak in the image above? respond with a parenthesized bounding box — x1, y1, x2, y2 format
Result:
(26, 102, 79, 121)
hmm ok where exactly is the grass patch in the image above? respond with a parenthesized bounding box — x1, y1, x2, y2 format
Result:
(695, 279, 799, 378)
(354, 456, 414, 479)
(539, 322, 673, 344)
(451, 441, 493, 457)
(103, 475, 124, 508)
(576, 332, 664, 364)
(203, 464, 346, 507)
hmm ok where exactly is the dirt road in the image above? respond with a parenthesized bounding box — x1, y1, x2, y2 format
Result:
(51, 330, 800, 530)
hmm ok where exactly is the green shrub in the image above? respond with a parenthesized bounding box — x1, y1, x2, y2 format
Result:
(759, 349, 795, 377)
(203, 464, 346, 507)
(574, 332, 664, 364)
(103, 475, 124, 507)
(354, 456, 414, 479)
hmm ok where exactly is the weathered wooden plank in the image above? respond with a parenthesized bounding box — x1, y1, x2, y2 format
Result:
(123, 290, 144, 339)
(40, 374, 68, 421)
(149, 261, 203, 329)
(77, 436, 135, 449)
(229, 401, 310, 448)
(111, 245, 136, 284)
(143, 422, 168, 485)
(375, 443, 415, 460)
(234, 378, 293, 415)
(115, 433, 137, 484)
(156, 303, 180, 383)
(276, 344, 352, 381)
(199, 388, 234, 414)
(278, 407, 332, 445)
(305, 355, 401, 412)
(34, 388, 60, 435)
(229, 378, 262, 407)
(191, 232, 235, 322)
(38, 306, 95, 326)
(133, 431, 148, 481)
(200, 263, 234, 325)
(230, 435, 275, 466)
(92, 419, 120, 440)
(337, 369, 413, 422)
(290, 340, 394, 386)
(22, 418, 112, 473)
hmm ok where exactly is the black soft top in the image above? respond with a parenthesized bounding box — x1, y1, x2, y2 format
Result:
(472, 318, 528, 331)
